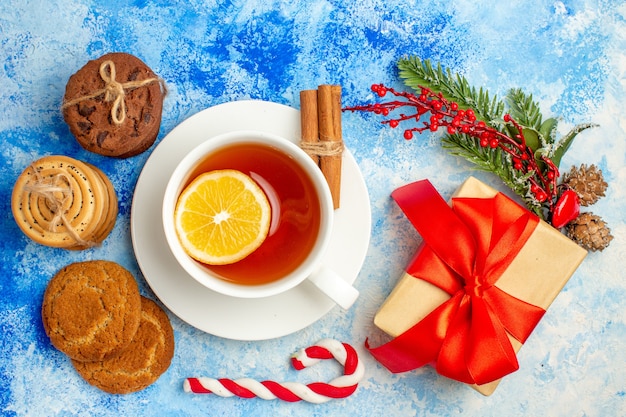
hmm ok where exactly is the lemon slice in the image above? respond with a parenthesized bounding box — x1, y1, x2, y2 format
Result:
(174, 169, 271, 265)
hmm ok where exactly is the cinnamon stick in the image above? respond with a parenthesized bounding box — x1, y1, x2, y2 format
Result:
(317, 84, 343, 209)
(299, 90, 319, 165)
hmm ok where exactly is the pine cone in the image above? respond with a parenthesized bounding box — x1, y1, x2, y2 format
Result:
(566, 212, 613, 252)
(562, 164, 607, 206)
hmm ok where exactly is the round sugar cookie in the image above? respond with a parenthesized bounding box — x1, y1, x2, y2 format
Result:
(11, 155, 107, 249)
(41, 260, 142, 362)
(72, 297, 175, 394)
(62, 52, 165, 158)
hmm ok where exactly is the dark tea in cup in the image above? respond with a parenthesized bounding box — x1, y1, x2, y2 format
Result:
(184, 142, 321, 285)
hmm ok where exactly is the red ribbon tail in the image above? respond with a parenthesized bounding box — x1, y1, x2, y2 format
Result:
(485, 286, 546, 344)
(436, 295, 521, 385)
(365, 329, 436, 374)
(366, 296, 462, 373)
(365, 337, 433, 374)
(468, 297, 520, 384)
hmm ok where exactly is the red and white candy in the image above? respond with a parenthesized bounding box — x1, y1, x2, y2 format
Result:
(184, 339, 364, 403)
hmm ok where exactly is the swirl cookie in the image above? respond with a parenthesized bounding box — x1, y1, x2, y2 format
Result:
(41, 260, 142, 362)
(11, 155, 117, 249)
(72, 297, 175, 394)
(62, 52, 165, 158)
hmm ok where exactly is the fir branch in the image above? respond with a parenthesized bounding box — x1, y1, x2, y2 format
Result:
(441, 133, 544, 217)
(505, 88, 544, 130)
(397, 56, 505, 124)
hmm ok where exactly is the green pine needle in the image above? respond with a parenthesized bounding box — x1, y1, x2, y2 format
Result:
(398, 56, 505, 124)
(505, 88, 544, 130)
(441, 134, 544, 217)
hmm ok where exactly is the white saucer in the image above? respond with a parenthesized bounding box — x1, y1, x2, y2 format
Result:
(130, 100, 371, 341)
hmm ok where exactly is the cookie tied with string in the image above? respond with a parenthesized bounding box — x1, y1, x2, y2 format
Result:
(11, 155, 118, 249)
(62, 52, 166, 158)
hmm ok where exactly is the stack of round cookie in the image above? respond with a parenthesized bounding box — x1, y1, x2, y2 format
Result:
(62, 52, 165, 158)
(41, 260, 175, 394)
(11, 155, 118, 250)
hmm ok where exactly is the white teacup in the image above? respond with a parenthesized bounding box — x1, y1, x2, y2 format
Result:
(162, 130, 359, 310)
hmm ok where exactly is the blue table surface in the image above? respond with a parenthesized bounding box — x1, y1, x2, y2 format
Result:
(1, 1, 624, 416)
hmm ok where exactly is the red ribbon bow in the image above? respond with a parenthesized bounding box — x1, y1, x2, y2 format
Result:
(367, 180, 545, 385)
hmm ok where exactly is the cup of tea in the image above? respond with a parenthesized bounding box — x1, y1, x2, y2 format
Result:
(162, 130, 359, 310)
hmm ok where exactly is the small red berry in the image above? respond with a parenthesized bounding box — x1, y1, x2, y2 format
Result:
(480, 138, 489, 147)
(447, 125, 456, 134)
(403, 130, 414, 140)
(504, 114, 512, 122)
(450, 102, 459, 111)
(389, 119, 399, 128)
(489, 138, 499, 148)
(535, 190, 548, 202)
(431, 100, 442, 111)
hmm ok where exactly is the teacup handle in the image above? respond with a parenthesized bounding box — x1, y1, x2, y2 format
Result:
(307, 267, 359, 310)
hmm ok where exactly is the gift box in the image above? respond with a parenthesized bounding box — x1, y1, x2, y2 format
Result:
(368, 177, 587, 395)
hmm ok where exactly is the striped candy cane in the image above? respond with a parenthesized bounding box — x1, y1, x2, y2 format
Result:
(184, 339, 364, 403)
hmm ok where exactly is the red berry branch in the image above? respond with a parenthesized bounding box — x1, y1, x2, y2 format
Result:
(345, 83, 578, 223)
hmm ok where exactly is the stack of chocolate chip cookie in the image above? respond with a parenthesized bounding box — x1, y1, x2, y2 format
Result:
(41, 260, 174, 394)
(62, 52, 166, 158)
(11, 155, 118, 250)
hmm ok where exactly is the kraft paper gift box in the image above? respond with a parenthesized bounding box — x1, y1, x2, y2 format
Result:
(368, 177, 587, 396)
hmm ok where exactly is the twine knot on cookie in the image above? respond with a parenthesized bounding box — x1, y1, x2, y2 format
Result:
(24, 166, 94, 248)
(62, 60, 164, 126)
